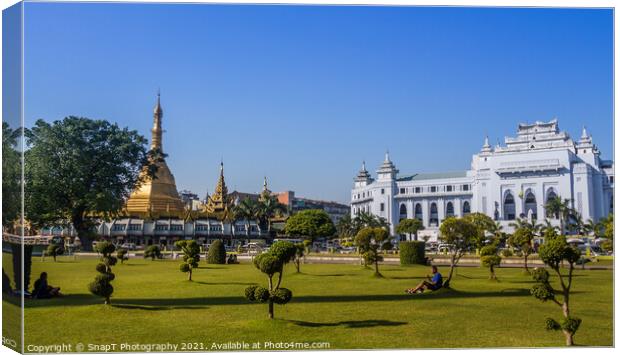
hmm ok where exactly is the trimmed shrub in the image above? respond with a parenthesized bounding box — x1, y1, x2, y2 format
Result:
(46, 243, 64, 262)
(89, 241, 117, 304)
(399, 241, 426, 265)
(207, 240, 226, 264)
(144, 245, 162, 260)
(116, 249, 128, 264)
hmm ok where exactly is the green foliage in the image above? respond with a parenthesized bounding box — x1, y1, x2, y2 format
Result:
(464, 213, 495, 249)
(2, 122, 21, 229)
(545, 318, 561, 331)
(293, 243, 305, 273)
(501, 249, 513, 257)
(399, 241, 426, 265)
(355, 227, 390, 276)
(561, 317, 582, 334)
(531, 267, 550, 283)
(538, 237, 581, 269)
(116, 249, 128, 264)
(89, 241, 117, 304)
(271, 288, 292, 304)
(24, 117, 157, 250)
(531, 237, 582, 345)
(207, 240, 226, 264)
(284, 209, 336, 241)
(246, 241, 297, 318)
(253, 287, 270, 302)
(144, 245, 162, 260)
(175, 240, 201, 281)
(531, 283, 556, 301)
(46, 243, 64, 261)
(480, 245, 501, 280)
(395, 219, 425, 240)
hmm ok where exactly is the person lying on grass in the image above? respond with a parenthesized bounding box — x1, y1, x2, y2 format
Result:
(406, 265, 443, 294)
(32, 272, 62, 299)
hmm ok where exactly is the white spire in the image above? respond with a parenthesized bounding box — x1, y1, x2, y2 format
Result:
(483, 135, 490, 148)
(581, 126, 589, 139)
(384, 150, 390, 162)
(362, 160, 366, 171)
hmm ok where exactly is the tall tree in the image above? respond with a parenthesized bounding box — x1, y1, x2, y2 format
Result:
(284, 209, 336, 241)
(257, 195, 287, 234)
(464, 212, 495, 251)
(233, 198, 260, 240)
(544, 196, 573, 234)
(395, 218, 424, 241)
(2, 122, 21, 231)
(438, 217, 478, 288)
(508, 218, 539, 273)
(24, 117, 157, 250)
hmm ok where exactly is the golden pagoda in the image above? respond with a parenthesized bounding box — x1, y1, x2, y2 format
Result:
(125, 93, 184, 217)
(203, 161, 233, 215)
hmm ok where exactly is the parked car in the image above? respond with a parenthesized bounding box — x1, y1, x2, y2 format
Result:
(121, 242, 137, 250)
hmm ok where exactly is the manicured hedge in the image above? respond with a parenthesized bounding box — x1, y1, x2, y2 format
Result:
(207, 239, 226, 264)
(399, 241, 426, 265)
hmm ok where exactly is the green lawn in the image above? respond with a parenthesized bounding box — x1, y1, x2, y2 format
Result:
(2, 254, 613, 350)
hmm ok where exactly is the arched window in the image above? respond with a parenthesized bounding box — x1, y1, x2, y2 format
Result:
(399, 204, 407, 221)
(414, 203, 423, 220)
(462, 201, 471, 216)
(524, 190, 537, 221)
(546, 189, 557, 203)
(503, 192, 516, 220)
(446, 202, 454, 217)
(430, 203, 438, 226)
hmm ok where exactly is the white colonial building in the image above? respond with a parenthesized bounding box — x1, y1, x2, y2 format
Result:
(351, 119, 614, 241)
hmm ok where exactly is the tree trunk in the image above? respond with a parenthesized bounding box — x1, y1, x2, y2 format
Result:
(188, 269, 192, 281)
(72, 211, 94, 252)
(489, 265, 496, 280)
(105, 296, 110, 305)
(524, 254, 529, 273)
(563, 331, 574, 346)
(374, 258, 380, 276)
(444, 254, 457, 288)
(295, 259, 300, 273)
(268, 299, 274, 319)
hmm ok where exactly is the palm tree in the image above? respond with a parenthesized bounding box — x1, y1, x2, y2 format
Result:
(544, 196, 573, 234)
(489, 221, 506, 246)
(233, 198, 260, 242)
(257, 195, 287, 235)
(508, 218, 540, 272)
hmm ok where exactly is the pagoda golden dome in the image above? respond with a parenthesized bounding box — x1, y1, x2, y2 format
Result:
(125, 93, 184, 217)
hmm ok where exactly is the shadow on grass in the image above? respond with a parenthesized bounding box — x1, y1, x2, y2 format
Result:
(111, 304, 208, 311)
(388, 276, 427, 280)
(18, 287, 539, 309)
(194, 281, 257, 286)
(302, 273, 357, 277)
(289, 319, 407, 328)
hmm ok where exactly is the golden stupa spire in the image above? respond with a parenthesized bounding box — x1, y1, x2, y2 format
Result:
(259, 176, 272, 202)
(125, 92, 184, 217)
(151, 89, 163, 151)
(204, 160, 231, 214)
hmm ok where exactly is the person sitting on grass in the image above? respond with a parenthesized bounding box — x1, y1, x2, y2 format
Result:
(406, 265, 443, 294)
(32, 272, 62, 299)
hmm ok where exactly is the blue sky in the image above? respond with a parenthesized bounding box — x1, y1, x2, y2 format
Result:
(22, 3, 613, 204)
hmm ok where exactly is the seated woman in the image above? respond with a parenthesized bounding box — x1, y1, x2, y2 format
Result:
(406, 265, 443, 294)
(32, 272, 62, 299)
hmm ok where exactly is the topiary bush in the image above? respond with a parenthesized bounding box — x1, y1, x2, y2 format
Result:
(175, 240, 200, 281)
(89, 241, 117, 304)
(399, 241, 426, 265)
(207, 239, 226, 264)
(116, 249, 128, 264)
(244, 241, 296, 319)
(46, 243, 64, 262)
(480, 245, 502, 280)
(144, 245, 162, 260)
(530, 235, 582, 346)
